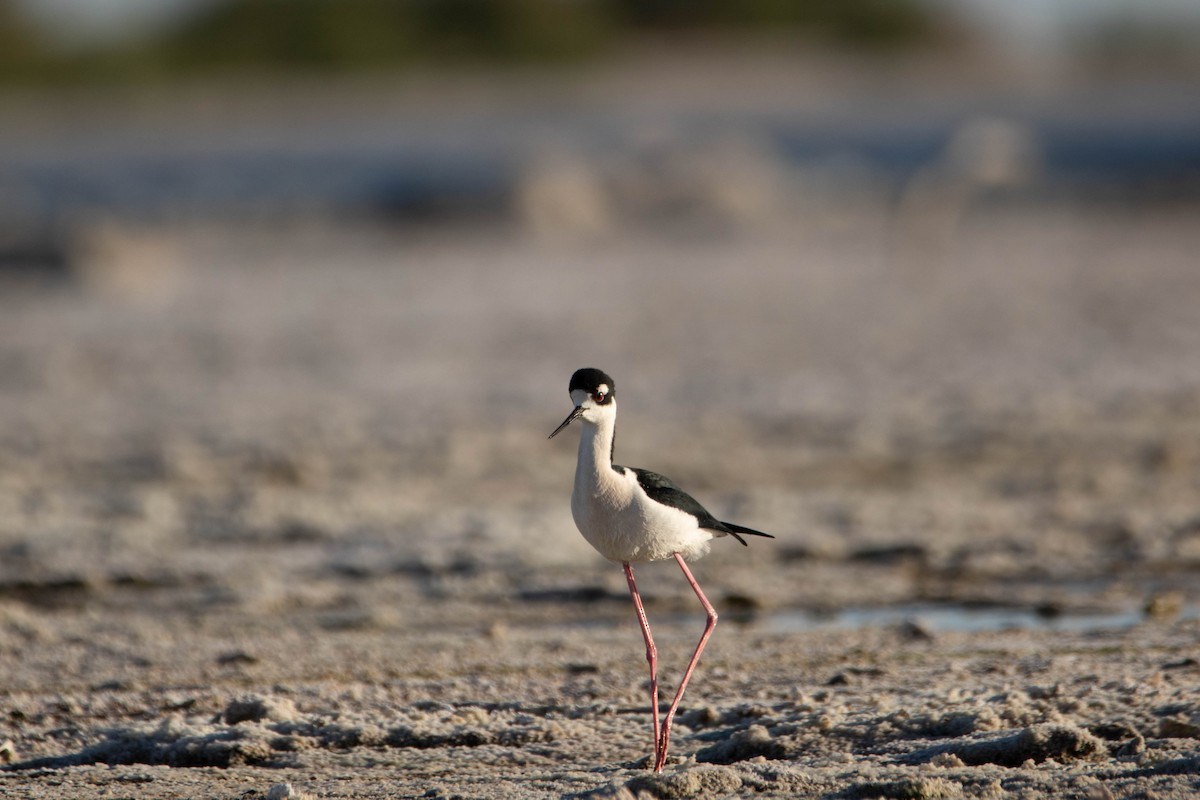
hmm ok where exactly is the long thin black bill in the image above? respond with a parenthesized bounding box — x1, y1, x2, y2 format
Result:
(548, 406, 584, 439)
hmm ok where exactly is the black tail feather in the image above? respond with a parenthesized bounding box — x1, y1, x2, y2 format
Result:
(716, 521, 774, 547)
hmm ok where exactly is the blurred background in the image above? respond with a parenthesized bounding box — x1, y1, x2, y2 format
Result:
(2, 0, 1200, 629)
(3, 0, 1199, 252)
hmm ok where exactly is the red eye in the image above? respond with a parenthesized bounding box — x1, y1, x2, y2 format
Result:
(594, 392, 605, 402)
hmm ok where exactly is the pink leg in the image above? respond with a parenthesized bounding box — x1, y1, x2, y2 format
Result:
(655, 552, 718, 772)
(623, 562, 661, 767)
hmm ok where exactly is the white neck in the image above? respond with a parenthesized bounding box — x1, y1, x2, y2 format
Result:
(573, 404, 629, 510)
(577, 405, 616, 473)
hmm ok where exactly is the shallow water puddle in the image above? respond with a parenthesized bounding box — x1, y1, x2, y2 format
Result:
(762, 603, 1200, 634)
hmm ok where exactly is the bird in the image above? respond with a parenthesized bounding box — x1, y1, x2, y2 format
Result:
(549, 367, 773, 772)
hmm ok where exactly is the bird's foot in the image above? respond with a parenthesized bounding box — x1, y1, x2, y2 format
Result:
(653, 731, 672, 772)
(652, 749, 686, 773)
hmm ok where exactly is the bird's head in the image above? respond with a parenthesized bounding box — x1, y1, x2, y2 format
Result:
(549, 367, 616, 438)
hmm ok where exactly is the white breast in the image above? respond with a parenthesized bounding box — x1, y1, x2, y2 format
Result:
(571, 467, 716, 564)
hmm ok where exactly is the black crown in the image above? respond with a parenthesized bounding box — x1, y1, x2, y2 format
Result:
(569, 368, 615, 399)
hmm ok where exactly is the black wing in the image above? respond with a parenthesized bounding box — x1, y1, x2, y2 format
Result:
(622, 466, 775, 546)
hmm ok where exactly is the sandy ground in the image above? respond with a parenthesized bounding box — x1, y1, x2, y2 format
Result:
(2, 199, 1200, 798)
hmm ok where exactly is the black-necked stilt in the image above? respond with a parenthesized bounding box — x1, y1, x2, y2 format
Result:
(549, 367, 773, 772)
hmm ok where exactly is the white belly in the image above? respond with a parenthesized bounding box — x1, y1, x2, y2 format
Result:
(571, 467, 716, 563)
